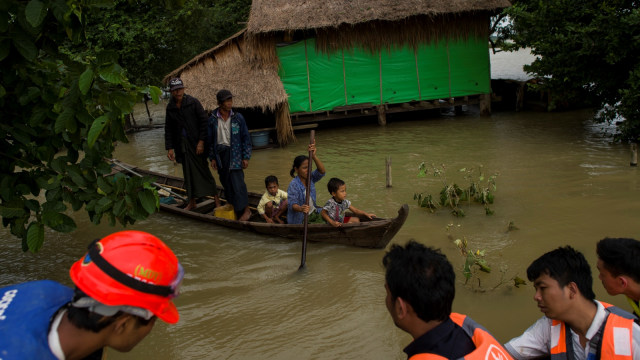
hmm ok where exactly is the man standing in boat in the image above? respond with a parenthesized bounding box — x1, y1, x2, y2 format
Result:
(596, 237, 640, 319)
(164, 77, 219, 211)
(208, 89, 252, 221)
(383, 240, 512, 360)
(505, 246, 640, 359)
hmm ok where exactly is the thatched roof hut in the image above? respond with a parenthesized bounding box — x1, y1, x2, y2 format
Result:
(247, 0, 511, 34)
(166, 0, 511, 146)
(163, 29, 295, 144)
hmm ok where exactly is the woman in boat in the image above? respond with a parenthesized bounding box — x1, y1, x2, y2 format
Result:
(286, 141, 326, 225)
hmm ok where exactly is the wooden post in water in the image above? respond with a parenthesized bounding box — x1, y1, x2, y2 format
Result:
(386, 156, 392, 188)
(631, 142, 638, 167)
(479, 93, 491, 116)
(377, 105, 387, 126)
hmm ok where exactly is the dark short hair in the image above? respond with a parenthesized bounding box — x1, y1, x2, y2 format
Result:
(527, 246, 595, 301)
(383, 240, 454, 322)
(67, 288, 123, 333)
(264, 175, 279, 187)
(289, 155, 308, 177)
(597, 237, 640, 282)
(216, 89, 232, 104)
(327, 177, 345, 194)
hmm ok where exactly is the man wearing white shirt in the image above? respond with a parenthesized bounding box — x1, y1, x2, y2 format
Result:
(505, 246, 640, 360)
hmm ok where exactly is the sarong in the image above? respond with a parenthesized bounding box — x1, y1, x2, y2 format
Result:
(181, 136, 217, 200)
(216, 145, 249, 214)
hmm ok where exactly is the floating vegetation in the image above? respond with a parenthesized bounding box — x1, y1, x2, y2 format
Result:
(414, 163, 498, 217)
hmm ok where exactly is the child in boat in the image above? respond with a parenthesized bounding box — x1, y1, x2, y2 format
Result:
(287, 140, 326, 225)
(257, 175, 288, 224)
(321, 177, 376, 227)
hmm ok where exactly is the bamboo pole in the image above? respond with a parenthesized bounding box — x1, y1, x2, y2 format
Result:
(386, 156, 392, 188)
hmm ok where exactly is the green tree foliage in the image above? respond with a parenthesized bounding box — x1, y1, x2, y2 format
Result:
(84, 0, 251, 85)
(0, 0, 162, 252)
(500, 0, 640, 144)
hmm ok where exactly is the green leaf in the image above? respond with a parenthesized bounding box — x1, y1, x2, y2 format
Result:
(87, 115, 109, 148)
(78, 68, 94, 95)
(138, 189, 157, 214)
(149, 86, 162, 103)
(12, 35, 37, 61)
(42, 211, 77, 232)
(98, 64, 124, 84)
(513, 276, 527, 288)
(25, 0, 47, 28)
(55, 108, 75, 134)
(0, 205, 26, 218)
(26, 222, 44, 253)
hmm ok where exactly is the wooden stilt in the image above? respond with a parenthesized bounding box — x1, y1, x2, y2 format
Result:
(631, 142, 638, 167)
(480, 93, 491, 116)
(377, 105, 386, 126)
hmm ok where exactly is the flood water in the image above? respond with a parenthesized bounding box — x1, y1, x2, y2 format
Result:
(1, 102, 639, 359)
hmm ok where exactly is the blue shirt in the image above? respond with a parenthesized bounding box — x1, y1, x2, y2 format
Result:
(286, 169, 325, 224)
(0, 280, 74, 360)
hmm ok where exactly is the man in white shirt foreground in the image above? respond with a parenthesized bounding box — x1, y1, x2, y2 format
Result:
(505, 246, 640, 360)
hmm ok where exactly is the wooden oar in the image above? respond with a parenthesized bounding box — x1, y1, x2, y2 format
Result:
(107, 159, 188, 202)
(299, 130, 315, 270)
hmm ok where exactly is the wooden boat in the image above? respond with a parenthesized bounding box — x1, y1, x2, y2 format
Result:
(109, 160, 409, 249)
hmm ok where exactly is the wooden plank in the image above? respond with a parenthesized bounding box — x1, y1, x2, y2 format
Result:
(250, 123, 318, 133)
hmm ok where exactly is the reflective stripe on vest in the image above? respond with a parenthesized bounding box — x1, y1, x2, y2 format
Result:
(409, 313, 513, 360)
(549, 301, 635, 360)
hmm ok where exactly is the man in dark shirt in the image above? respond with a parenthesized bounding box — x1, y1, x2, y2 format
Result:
(382, 241, 512, 360)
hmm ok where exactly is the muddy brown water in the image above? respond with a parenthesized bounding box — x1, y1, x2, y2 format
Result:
(1, 103, 639, 359)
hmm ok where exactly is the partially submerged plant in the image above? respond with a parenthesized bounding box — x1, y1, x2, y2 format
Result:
(414, 163, 499, 217)
(447, 223, 526, 292)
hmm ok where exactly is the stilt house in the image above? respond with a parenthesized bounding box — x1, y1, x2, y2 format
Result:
(165, 0, 510, 146)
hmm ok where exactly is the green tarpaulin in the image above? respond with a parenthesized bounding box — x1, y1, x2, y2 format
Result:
(276, 36, 490, 113)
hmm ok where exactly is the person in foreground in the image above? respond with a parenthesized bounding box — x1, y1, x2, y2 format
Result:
(257, 175, 288, 224)
(383, 240, 512, 360)
(597, 237, 640, 319)
(208, 89, 252, 221)
(504, 245, 640, 360)
(287, 140, 326, 225)
(164, 77, 219, 211)
(0, 230, 183, 360)
(321, 177, 375, 227)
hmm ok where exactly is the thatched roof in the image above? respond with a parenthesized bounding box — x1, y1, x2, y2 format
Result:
(247, 0, 511, 34)
(162, 29, 287, 112)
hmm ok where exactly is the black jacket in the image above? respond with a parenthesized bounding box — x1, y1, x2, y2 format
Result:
(164, 94, 208, 163)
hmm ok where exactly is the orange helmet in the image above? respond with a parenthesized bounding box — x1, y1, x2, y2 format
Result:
(70, 230, 183, 324)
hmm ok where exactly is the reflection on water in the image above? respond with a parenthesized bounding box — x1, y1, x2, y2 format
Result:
(1, 105, 639, 359)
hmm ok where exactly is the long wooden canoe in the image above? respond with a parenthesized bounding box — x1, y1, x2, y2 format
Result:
(109, 160, 408, 249)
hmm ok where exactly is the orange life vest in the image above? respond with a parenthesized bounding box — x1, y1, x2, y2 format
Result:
(409, 313, 513, 360)
(549, 301, 635, 360)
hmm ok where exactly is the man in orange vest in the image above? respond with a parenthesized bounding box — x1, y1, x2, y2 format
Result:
(505, 246, 640, 360)
(383, 240, 512, 360)
(596, 237, 640, 319)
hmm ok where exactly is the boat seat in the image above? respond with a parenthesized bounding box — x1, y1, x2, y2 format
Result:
(191, 199, 217, 213)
